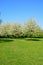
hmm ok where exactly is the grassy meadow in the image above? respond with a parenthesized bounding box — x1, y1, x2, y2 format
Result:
(0, 38, 43, 65)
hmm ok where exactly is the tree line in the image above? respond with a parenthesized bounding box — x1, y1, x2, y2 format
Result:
(0, 18, 43, 38)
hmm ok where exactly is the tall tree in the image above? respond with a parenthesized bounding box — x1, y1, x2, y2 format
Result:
(24, 18, 41, 38)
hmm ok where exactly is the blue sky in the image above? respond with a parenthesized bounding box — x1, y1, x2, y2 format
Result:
(0, 0, 43, 28)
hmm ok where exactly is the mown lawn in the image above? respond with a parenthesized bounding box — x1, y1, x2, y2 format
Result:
(0, 38, 43, 65)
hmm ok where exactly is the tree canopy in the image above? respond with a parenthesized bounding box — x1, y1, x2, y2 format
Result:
(0, 18, 43, 38)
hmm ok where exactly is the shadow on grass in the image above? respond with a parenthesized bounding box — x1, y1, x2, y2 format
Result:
(25, 38, 41, 41)
(0, 38, 14, 43)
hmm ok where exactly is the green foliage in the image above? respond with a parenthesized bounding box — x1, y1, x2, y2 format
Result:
(0, 19, 2, 24)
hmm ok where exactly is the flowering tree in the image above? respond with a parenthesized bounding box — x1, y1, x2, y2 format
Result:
(24, 18, 41, 38)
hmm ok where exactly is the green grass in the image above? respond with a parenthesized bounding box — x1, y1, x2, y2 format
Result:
(0, 38, 43, 65)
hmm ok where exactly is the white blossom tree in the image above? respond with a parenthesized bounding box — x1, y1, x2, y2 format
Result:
(24, 18, 41, 38)
(12, 22, 23, 38)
